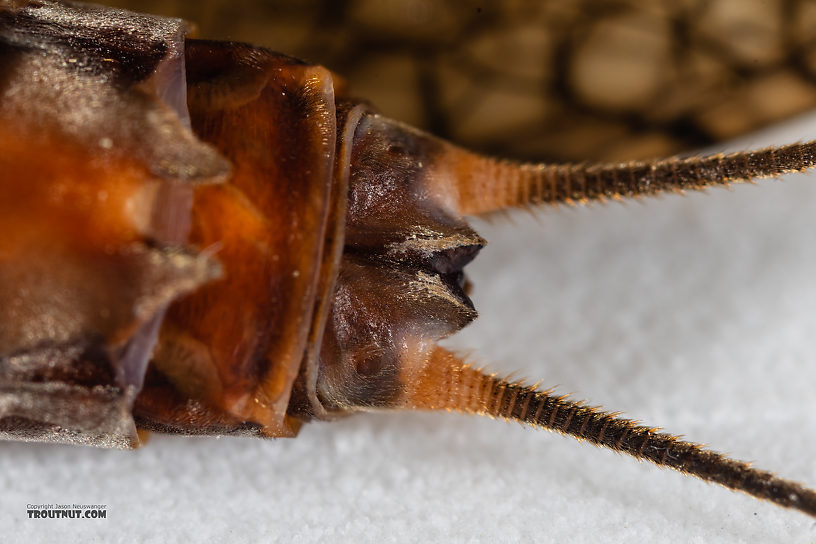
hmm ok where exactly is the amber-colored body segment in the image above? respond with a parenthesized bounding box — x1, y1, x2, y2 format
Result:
(289, 102, 365, 419)
(0, 1, 226, 447)
(134, 41, 342, 437)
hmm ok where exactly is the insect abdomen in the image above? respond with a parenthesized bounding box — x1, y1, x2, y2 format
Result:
(0, 1, 227, 447)
(0, 3, 350, 445)
(133, 41, 346, 439)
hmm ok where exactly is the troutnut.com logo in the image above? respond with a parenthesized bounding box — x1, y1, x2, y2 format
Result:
(27, 504, 107, 519)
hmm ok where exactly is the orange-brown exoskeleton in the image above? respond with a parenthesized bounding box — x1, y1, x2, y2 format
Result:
(2, 0, 816, 523)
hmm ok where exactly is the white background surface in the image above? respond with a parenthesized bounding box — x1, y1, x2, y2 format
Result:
(3, 115, 816, 542)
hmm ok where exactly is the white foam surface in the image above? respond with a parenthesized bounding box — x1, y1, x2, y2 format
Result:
(3, 115, 816, 543)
